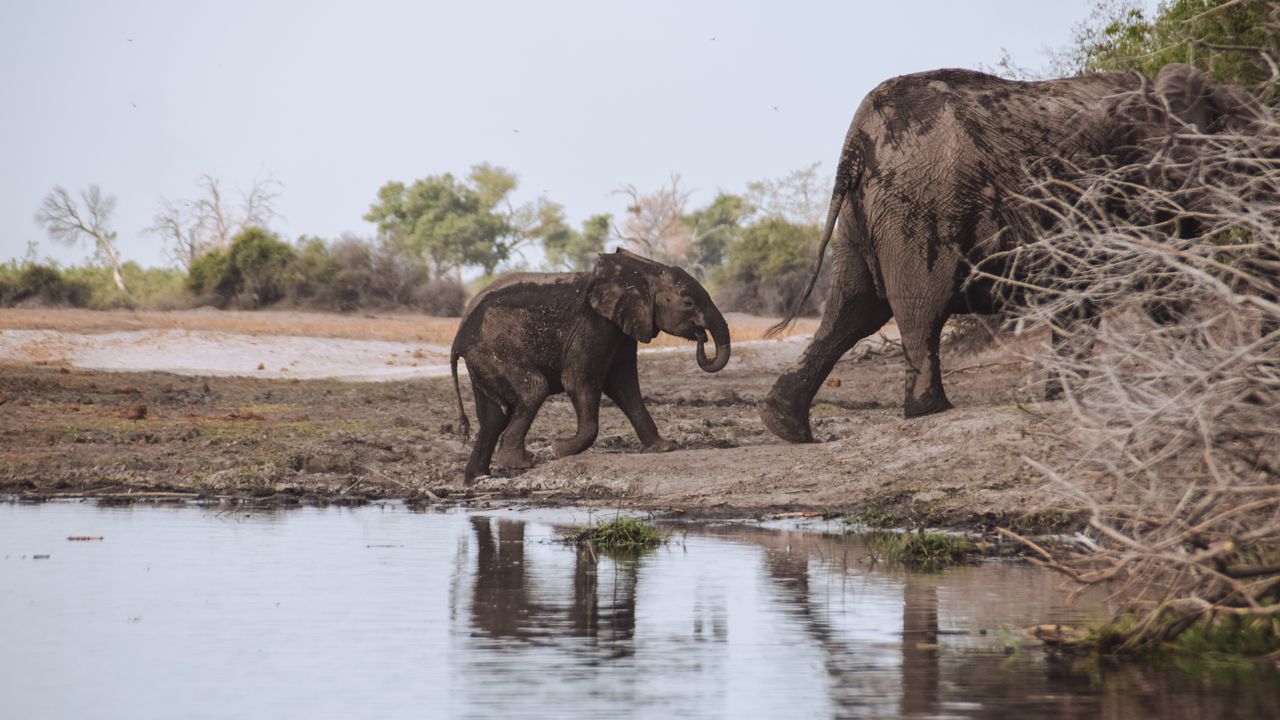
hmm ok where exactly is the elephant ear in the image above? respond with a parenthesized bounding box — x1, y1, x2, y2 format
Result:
(588, 251, 656, 343)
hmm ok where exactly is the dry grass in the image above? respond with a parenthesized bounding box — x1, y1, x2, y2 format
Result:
(0, 308, 819, 347)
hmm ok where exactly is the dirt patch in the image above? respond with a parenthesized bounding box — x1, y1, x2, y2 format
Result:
(0, 309, 1073, 532)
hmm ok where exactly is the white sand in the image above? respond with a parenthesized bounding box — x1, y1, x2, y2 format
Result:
(0, 328, 845, 382)
(0, 329, 455, 381)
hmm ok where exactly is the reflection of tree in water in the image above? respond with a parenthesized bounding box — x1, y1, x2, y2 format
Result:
(759, 531, 1279, 719)
(457, 520, 1279, 718)
(466, 517, 637, 654)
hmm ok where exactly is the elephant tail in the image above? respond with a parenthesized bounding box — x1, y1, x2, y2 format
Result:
(451, 350, 470, 445)
(766, 137, 863, 338)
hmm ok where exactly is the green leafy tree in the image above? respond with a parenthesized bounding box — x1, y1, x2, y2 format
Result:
(1059, 0, 1280, 100)
(716, 216, 824, 315)
(187, 227, 295, 307)
(683, 193, 752, 273)
(364, 174, 509, 279)
(543, 212, 612, 271)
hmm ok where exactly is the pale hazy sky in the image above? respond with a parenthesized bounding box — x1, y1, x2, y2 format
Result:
(1, 1, 1115, 268)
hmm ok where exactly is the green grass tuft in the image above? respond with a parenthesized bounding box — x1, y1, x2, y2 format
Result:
(867, 531, 975, 569)
(564, 515, 664, 552)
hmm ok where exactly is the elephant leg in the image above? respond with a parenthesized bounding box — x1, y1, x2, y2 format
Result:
(552, 382, 602, 458)
(761, 250, 892, 443)
(604, 351, 672, 452)
(1044, 303, 1099, 400)
(495, 374, 549, 470)
(464, 390, 510, 483)
(897, 309, 953, 418)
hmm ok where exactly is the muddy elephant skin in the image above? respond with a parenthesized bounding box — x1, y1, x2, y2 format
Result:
(760, 63, 1265, 443)
(451, 249, 731, 482)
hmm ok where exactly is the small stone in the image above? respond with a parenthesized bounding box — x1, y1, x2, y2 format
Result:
(125, 405, 148, 421)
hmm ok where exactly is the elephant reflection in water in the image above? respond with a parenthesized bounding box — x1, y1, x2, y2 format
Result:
(466, 517, 637, 646)
(757, 533, 934, 717)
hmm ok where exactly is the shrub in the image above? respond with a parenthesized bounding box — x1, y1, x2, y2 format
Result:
(187, 227, 296, 308)
(187, 249, 234, 303)
(411, 278, 467, 316)
(0, 262, 91, 307)
(713, 217, 829, 316)
(227, 227, 296, 307)
(288, 236, 343, 306)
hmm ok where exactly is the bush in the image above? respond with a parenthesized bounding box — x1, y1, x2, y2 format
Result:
(713, 217, 828, 316)
(411, 279, 467, 316)
(367, 238, 431, 306)
(228, 227, 296, 307)
(62, 263, 188, 310)
(0, 262, 91, 307)
(288, 236, 344, 307)
(188, 227, 296, 308)
(187, 249, 234, 303)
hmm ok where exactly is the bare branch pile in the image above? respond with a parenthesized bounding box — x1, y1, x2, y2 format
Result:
(986, 112, 1280, 651)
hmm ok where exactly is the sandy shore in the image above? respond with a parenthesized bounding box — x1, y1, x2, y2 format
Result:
(0, 308, 1071, 532)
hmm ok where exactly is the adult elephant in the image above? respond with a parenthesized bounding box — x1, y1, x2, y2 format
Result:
(760, 64, 1264, 443)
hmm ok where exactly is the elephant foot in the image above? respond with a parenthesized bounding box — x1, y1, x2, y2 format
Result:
(642, 438, 677, 453)
(759, 390, 814, 443)
(495, 447, 535, 469)
(903, 391, 953, 419)
(551, 436, 592, 458)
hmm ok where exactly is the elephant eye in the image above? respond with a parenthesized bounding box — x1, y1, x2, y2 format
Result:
(681, 296, 695, 309)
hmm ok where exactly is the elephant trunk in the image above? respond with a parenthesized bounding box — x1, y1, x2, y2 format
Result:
(696, 307, 731, 373)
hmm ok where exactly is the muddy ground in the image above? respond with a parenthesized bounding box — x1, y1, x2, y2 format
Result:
(0, 310, 1078, 532)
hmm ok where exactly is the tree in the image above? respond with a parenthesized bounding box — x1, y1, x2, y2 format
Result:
(147, 173, 282, 271)
(617, 178, 754, 275)
(716, 216, 824, 316)
(187, 227, 295, 307)
(745, 162, 830, 227)
(683, 193, 752, 274)
(365, 165, 531, 279)
(1000, 1, 1280, 100)
(543, 213, 612, 272)
(35, 185, 129, 295)
(196, 172, 282, 250)
(615, 174, 695, 264)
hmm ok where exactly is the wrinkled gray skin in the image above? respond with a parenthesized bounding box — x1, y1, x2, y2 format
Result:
(452, 249, 731, 482)
(761, 64, 1264, 443)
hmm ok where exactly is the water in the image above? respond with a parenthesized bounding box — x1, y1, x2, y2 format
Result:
(1, 503, 1276, 719)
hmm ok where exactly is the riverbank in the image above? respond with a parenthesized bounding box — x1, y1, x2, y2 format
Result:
(1, 309, 1074, 532)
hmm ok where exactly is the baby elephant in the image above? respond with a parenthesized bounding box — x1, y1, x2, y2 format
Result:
(450, 249, 731, 482)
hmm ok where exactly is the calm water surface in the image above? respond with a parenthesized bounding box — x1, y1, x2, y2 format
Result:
(1, 502, 1276, 719)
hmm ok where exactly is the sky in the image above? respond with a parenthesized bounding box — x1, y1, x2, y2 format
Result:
(0, 1, 1119, 269)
